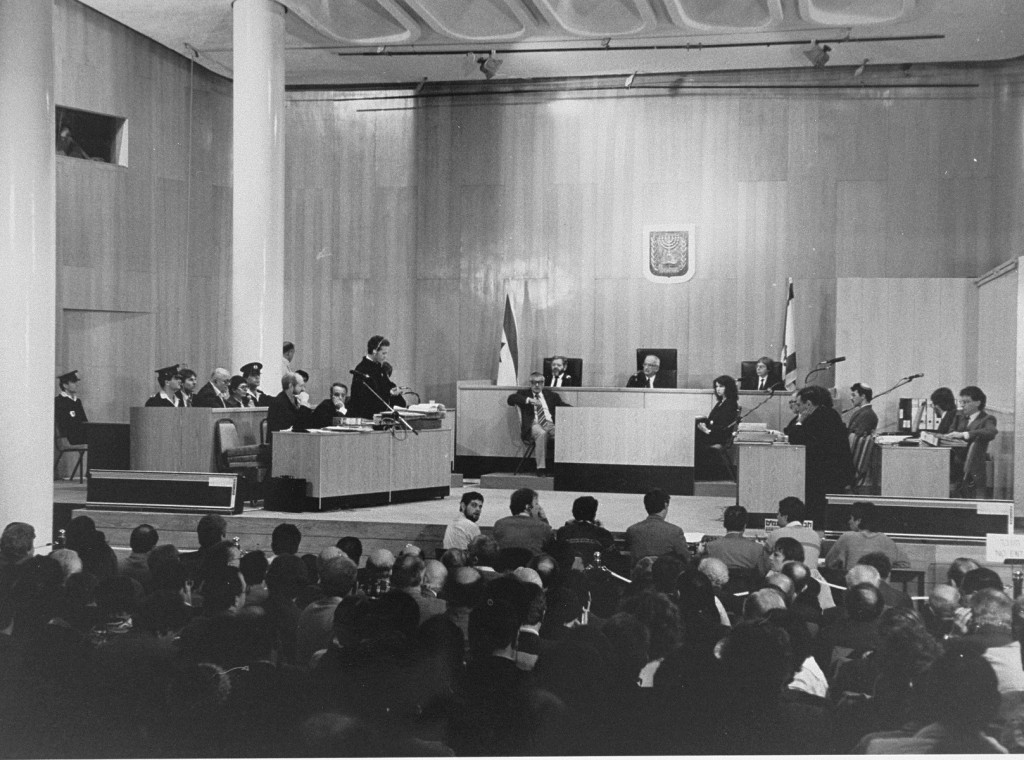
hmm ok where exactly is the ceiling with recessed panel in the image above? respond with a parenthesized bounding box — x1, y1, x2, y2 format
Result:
(78, 0, 1024, 86)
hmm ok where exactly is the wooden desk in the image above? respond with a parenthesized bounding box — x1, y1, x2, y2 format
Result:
(879, 445, 950, 498)
(272, 423, 452, 510)
(130, 407, 266, 472)
(557, 407, 698, 494)
(737, 443, 805, 515)
(455, 383, 790, 477)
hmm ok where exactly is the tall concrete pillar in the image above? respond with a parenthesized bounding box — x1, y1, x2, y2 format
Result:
(232, 0, 285, 384)
(0, 0, 56, 542)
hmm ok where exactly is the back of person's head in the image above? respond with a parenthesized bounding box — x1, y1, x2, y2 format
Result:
(544, 585, 583, 628)
(643, 488, 670, 515)
(96, 576, 143, 617)
(495, 546, 534, 573)
(316, 546, 343, 575)
(390, 553, 425, 590)
(201, 565, 245, 614)
(196, 513, 227, 549)
(529, 553, 560, 588)
(265, 554, 309, 599)
(618, 591, 683, 660)
(0, 522, 35, 563)
(970, 587, 1013, 629)
(652, 554, 686, 595)
(136, 589, 190, 635)
(846, 563, 881, 588)
(773, 536, 804, 563)
(601, 612, 650, 680)
(467, 535, 500, 569)
(676, 567, 718, 617)
(270, 523, 301, 556)
(571, 495, 599, 522)
(509, 487, 537, 515)
(858, 551, 892, 580)
(423, 559, 447, 592)
(722, 505, 748, 532)
(129, 524, 159, 554)
(336, 536, 362, 565)
(929, 583, 960, 615)
(798, 384, 832, 408)
(150, 556, 188, 594)
(698, 557, 729, 589)
(445, 566, 485, 609)
(365, 548, 395, 573)
(961, 567, 1004, 596)
(846, 582, 884, 622)
(469, 598, 519, 657)
(630, 555, 656, 588)
(780, 561, 811, 594)
(485, 575, 531, 625)
(947, 556, 981, 587)
(777, 497, 805, 523)
(440, 548, 467, 571)
(239, 550, 268, 586)
(147, 543, 180, 572)
(930, 386, 956, 413)
(49, 548, 82, 582)
(875, 607, 941, 676)
(850, 501, 881, 532)
(764, 571, 795, 605)
(717, 621, 795, 701)
(64, 515, 95, 550)
(320, 555, 358, 598)
(919, 643, 1000, 731)
(741, 589, 786, 626)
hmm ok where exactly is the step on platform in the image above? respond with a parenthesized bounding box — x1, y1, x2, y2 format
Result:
(479, 472, 555, 491)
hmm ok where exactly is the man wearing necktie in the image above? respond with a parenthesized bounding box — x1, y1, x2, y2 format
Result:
(507, 372, 570, 476)
(741, 356, 781, 391)
(544, 356, 579, 387)
(627, 355, 670, 388)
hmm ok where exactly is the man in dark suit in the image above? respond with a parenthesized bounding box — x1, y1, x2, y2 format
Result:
(785, 384, 854, 523)
(507, 372, 569, 475)
(627, 354, 671, 388)
(55, 370, 88, 444)
(347, 335, 408, 419)
(267, 371, 315, 438)
(942, 385, 998, 497)
(144, 364, 184, 407)
(241, 362, 273, 407)
(740, 356, 784, 391)
(193, 368, 231, 408)
(544, 356, 578, 388)
(846, 382, 879, 438)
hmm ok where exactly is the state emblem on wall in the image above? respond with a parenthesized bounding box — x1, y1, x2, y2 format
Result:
(642, 224, 695, 284)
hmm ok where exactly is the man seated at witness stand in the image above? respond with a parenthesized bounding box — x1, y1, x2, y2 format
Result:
(706, 505, 768, 576)
(626, 354, 670, 388)
(493, 488, 553, 555)
(144, 364, 184, 407)
(443, 491, 484, 551)
(624, 488, 690, 566)
(506, 372, 569, 476)
(192, 368, 231, 408)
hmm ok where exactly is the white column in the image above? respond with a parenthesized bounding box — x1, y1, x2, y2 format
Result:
(0, 0, 56, 542)
(232, 0, 285, 383)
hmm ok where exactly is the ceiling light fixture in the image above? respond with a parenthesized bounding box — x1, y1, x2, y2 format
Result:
(803, 41, 831, 68)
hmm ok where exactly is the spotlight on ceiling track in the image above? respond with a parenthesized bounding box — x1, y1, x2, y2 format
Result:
(803, 41, 831, 68)
(478, 51, 502, 79)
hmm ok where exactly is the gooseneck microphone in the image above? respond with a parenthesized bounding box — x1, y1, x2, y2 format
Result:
(818, 356, 846, 366)
(904, 372, 924, 380)
(349, 369, 370, 380)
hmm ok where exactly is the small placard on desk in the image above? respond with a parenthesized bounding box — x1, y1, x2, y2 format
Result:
(986, 533, 1024, 563)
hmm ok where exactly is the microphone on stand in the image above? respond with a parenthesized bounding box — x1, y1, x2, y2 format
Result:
(349, 369, 371, 380)
(903, 372, 924, 381)
(817, 356, 846, 366)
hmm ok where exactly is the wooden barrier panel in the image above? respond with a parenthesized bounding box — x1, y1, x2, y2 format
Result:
(130, 407, 266, 472)
(879, 445, 950, 498)
(737, 443, 805, 515)
(559, 407, 697, 467)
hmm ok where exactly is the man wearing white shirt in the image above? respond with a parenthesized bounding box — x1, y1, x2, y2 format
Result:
(545, 356, 577, 387)
(627, 355, 671, 388)
(443, 492, 484, 550)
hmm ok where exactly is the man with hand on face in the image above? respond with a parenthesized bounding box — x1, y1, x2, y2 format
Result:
(507, 371, 569, 476)
(443, 492, 485, 551)
(492, 488, 552, 555)
(193, 368, 231, 408)
(267, 372, 315, 439)
(347, 335, 407, 419)
(943, 385, 998, 498)
(145, 365, 184, 407)
(312, 382, 348, 428)
(627, 354, 670, 388)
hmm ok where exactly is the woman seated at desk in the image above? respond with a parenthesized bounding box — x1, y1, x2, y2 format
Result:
(696, 375, 739, 479)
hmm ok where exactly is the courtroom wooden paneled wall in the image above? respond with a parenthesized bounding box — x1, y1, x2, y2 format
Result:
(54, 0, 233, 422)
(284, 65, 1024, 406)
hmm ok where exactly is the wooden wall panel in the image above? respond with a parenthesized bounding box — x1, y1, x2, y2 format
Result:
(55, 0, 233, 417)
(977, 268, 1017, 412)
